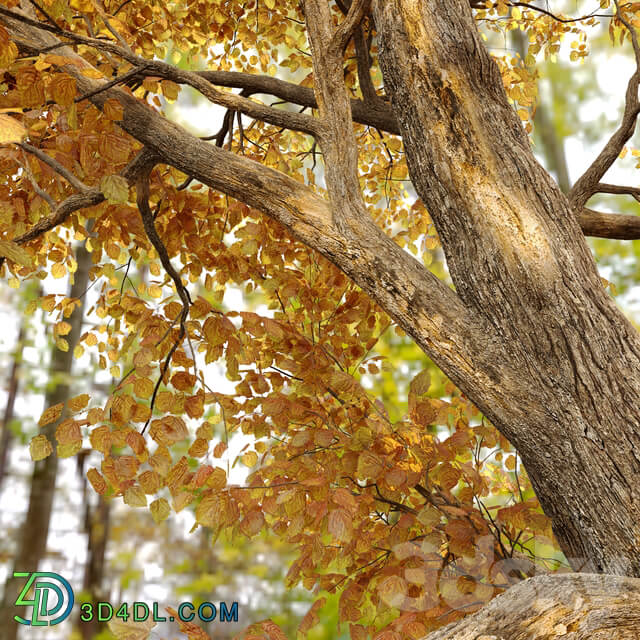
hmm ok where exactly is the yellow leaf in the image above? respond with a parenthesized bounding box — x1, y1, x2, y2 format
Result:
(51, 262, 66, 279)
(30, 434, 53, 461)
(188, 437, 208, 458)
(240, 510, 265, 537)
(124, 485, 147, 507)
(206, 467, 226, 489)
(56, 419, 82, 444)
(328, 508, 352, 542)
(79, 69, 104, 80)
(0, 114, 26, 144)
(108, 616, 156, 640)
(39, 402, 64, 427)
(85, 333, 98, 346)
(100, 174, 129, 204)
(69, 393, 90, 412)
(0, 239, 32, 267)
(134, 377, 154, 399)
(150, 498, 171, 523)
(55, 321, 72, 336)
(242, 450, 258, 467)
(87, 468, 107, 494)
(103, 98, 124, 121)
(50, 74, 76, 106)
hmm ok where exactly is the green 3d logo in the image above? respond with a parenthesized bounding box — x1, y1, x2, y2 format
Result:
(13, 572, 74, 626)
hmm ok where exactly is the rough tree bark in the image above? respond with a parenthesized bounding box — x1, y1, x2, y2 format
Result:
(3, 0, 640, 636)
(372, 0, 640, 577)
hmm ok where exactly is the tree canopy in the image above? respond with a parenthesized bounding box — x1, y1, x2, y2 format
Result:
(2, 0, 640, 638)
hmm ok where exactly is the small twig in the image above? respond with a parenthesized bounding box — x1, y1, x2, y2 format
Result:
(113, 0, 133, 16)
(97, 0, 133, 54)
(19, 149, 55, 209)
(593, 182, 640, 202)
(75, 64, 149, 103)
(136, 152, 192, 432)
(19, 142, 90, 192)
(28, 0, 58, 28)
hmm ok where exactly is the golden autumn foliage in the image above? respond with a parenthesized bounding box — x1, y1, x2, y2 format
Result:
(1, 0, 635, 638)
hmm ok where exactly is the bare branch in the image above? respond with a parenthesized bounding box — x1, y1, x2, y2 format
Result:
(353, 24, 379, 104)
(196, 70, 399, 134)
(593, 182, 640, 201)
(96, 0, 133, 55)
(569, 0, 640, 208)
(579, 208, 640, 240)
(304, 0, 372, 233)
(74, 63, 149, 103)
(19, 149, 55, 209)
(135, 154, 191, 432)
(0, 5, 320, 135)
(332, 0, 372, 52)
(471, 1, 618, 24)
(18, 142, 90, 192)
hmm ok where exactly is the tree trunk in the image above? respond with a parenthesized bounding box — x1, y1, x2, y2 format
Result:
(0, 323, 25, 492)
(79, 493, 111, 640)
(0, 242, 92, 640)
(371, 0, 640, 577)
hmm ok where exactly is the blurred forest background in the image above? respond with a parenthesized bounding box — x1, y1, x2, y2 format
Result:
(2, 4, 640, 639)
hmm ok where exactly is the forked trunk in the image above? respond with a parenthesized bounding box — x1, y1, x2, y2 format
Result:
(373, 0, 640, 576)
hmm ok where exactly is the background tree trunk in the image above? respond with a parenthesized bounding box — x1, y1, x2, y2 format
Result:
(0, 242, 91, 640)
(0, 323, 25, 493)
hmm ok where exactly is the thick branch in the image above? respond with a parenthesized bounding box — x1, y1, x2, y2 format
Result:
(579, 208, 640, 240)
(196, 70, 399, 134)
(0, 6, 505, 422)
(304, 0, 371, 234)
(421, 574, 640, 639)
(332, 0, 372, 51)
